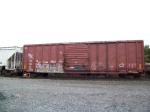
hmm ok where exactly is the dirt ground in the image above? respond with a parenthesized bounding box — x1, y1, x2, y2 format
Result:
(0, 76, 150, 112)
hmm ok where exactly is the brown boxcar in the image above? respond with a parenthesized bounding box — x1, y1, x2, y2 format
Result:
(22, 40, 145, 77)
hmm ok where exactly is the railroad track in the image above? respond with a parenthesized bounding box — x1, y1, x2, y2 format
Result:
(1, 74, 149, 81)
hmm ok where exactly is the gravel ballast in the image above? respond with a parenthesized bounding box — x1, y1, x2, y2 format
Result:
(0, 77, 150, 112)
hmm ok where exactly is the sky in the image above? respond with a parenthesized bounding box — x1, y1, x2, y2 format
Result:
(0, 0, 150, 47)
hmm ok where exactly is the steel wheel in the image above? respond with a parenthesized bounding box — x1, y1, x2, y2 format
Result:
(2, 70, 12, 76)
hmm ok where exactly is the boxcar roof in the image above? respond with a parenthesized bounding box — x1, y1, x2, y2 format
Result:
(23, 40, 144, 46)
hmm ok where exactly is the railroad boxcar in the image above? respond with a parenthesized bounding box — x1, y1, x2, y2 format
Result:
(22, 40, 145, 78)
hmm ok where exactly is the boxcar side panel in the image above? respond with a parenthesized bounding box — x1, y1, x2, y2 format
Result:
(40, 45, 49, 73)
(98, 44, 107, 72)
(50, 45, 57, 63)
(117, 43, 127, 71)
(57, 45, 64, 73)
(128, 42, 137, 71)
(35, 45, 42, 72)
(137, 42, 144, 72)
(42, 45, 49, 64)
(27, 46, 34, 72)
(90, 44, 97, 71)
(108, 43, 117, 71)
(49, 44, 64, 73)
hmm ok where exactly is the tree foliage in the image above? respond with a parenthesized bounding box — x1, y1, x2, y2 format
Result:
(144, 45, 150, 63)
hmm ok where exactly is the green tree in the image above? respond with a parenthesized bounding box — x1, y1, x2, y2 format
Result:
(144, 45, 150, 63)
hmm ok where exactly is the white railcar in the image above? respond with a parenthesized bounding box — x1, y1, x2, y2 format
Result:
(0, 46, 22, 76)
